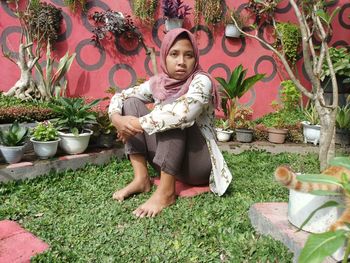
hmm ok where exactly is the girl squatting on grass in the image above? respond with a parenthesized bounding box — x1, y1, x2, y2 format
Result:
(108, 28, 232, 218)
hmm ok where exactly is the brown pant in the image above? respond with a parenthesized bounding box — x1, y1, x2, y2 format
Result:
(122, 98, 211, 185)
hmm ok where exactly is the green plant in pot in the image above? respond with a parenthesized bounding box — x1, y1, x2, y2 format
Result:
(215, 119, 233, 142)
(0, 121, 29, 164)
(234, 106, 254, 143)
(335, 105, 350, 146)
(215, 64, 265, 129)
(91, 111, 117, 148)
(30, 121, 60, 159)
(50, 97, 101, 154)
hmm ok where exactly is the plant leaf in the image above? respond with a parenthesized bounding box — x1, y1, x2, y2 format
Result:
(329, 157, 350, 170)
(297, 174, 342, 187)
(298, 230, 347, 263)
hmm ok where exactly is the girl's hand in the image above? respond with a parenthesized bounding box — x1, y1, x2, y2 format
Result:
(111, 114, 143, 143)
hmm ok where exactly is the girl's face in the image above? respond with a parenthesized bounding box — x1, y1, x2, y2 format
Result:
(165, 38, 196, 80)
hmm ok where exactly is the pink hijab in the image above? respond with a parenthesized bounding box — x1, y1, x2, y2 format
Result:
(149, 28, 220, 108)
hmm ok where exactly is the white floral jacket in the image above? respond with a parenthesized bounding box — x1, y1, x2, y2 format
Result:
(108, 74, 232, 196)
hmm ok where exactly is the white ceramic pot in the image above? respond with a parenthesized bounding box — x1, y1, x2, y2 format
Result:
(30, 138, 60, 159)
(301, 121, 321, 145)
(225, 24, 241, 38)
(0, 144, 26, 164)
(165, 18, 183, 31)
(216, 128, 233, 142)
(288, 189, 344, 233)
(58, 130, 93, 155)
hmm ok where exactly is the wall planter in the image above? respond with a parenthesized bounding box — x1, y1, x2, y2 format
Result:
(30, 138, 60, 159)
(301, 121, 321, 145)
(225, 24, 240, 38)
(267, 128, 288, 144)
(335, 128, 350, 146)
(235, 128, 253, 143)
(165, 18, 183, 31)
(0, 144, 26, 164)
(58, 130, 93, 155)
(215, 128, 233, 142)
(288, 189, 344, 233)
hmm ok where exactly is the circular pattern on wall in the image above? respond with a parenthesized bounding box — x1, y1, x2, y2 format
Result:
(257, 22, 275, 50)
(109, 64, 137, 89)
(190, 25, 213, 56)
(208, 63, 231, 80)
(57, 11, 72, 42)
(1, 1, 17, 18)
(1, 26, 21, 59)
(114, 35, 143, 56)
(50, 0, 65, 7)
(152, 18, 166, 48)
(254, 55, 277, 82)
(275, 1, 291, 13)
(81, 0, 110, 32)
(339, 3, 350, 30)
(144, 53, 159, 77)
(75, 39, 106, 71)
(221, 35, 246, 57)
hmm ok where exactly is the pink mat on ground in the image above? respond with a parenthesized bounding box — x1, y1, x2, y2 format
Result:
(0, 220, 49, 263)
(152, 177, 210, 197)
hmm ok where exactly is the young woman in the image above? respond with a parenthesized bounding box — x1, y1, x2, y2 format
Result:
(108, 28, 232, 218)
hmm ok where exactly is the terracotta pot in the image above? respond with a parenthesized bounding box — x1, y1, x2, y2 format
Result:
(267, 128, 288, 144)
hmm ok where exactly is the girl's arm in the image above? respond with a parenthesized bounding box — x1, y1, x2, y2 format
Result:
(139, 74, 212, 135)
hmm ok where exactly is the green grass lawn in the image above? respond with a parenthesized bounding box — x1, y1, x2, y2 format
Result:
(0, 150, 320, 262)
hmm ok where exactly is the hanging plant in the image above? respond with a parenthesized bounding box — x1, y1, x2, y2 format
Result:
(22, 1, 63, 46)
(194, 0, 223, 26)
(90, 10, 142, 48)
(132, 0, 158, 23)
(274, 22, 301, 67)
(245, 0, 281, 26)
(63, 0, 87, 13)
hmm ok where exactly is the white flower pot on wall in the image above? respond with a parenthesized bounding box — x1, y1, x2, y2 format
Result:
(58, 130, 93, 155)
(216, 128, 233, 142)
(0, 144, 26, 164)
(165, 18, 183, 32)
(225, 24, 241, 38)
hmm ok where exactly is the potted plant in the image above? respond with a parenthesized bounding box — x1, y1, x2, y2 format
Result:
(30, 121, 60, 159)
(224, 9, 245, 38)
(215, 119, 233, 142)
(90, 111, 117, 148)
(301, 103, 321, 146)
(132, 0, 158, 23)
(321, 47, 350, 107)
(194, 0, 222, 26)
(234, 106, 254, 143)
(215, 64, 265, 129)
(162, 0, 191, 31)
(50, 97, 101, 154)
(0, 121, 29, 164)
(335, 105, 350, 146)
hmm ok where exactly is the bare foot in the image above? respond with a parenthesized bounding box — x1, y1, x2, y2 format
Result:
(113, 178, 151, 202)
(132, 188, 176, 218)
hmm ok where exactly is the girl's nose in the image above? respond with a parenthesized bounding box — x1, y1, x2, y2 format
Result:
(177, 55, 185, 65)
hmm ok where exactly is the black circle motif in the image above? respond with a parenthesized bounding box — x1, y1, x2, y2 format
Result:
(339, 3, 350, 30)
(190, 25, 214, 56)
(114, 35, 143, 56)
(109, 64, 137, 89)
(221, 35, 246, 57)
(144, 54, 160, 77)
(257, 22, 275, 50)
(75, 39, 106, 71)
(57, 11, 73, 42)
(50, 0, 65, 7)
(254, 56, 277, 82)
(152, 18, 166, 48)
(81, 0, 110, 32)
(208, 63, 231, 81)
(1, 26, 21, 59)
(1, 1, 17, 18)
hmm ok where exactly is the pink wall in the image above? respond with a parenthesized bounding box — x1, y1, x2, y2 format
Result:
(1, 0, 349, 118)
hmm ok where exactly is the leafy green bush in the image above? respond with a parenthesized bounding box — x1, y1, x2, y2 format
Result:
(31, 121, 59, 141)
(0, 121, 29, 146)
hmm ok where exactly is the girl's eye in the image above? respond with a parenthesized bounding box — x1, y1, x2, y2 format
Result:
(170, 52, 178, 57)
(186, 53, 194, 58)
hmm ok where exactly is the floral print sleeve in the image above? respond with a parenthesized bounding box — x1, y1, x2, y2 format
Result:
(139, 74, 212, 135)
(108, 81, 154, 117)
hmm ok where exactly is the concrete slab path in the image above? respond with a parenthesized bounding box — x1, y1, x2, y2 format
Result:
(0, 220, 49, 263)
